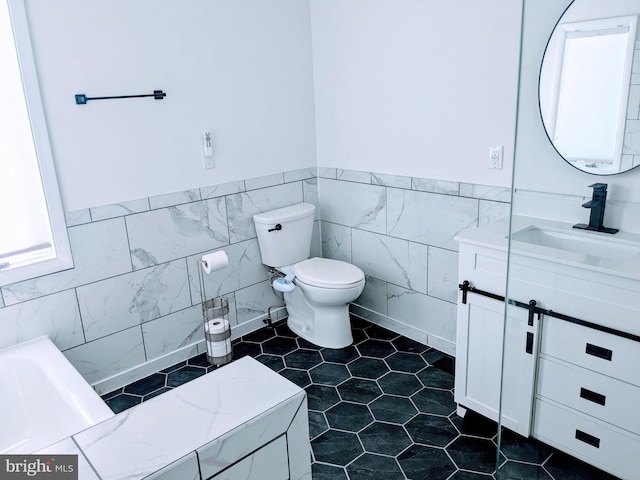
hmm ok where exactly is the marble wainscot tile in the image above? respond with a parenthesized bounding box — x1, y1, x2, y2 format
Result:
(623, 119, 640, 154)
(0, 289, 83, 350)
(145, 453, 200, 480)
(73, 357, 305, 480)
(65, 208, 91, 227)
(187, 239, 267, 303)
(371, 172, 412, 189)
(141, 305, 204, 360)
(149, 189, 201, 209)
(479, 200, 511, 227)
(235, 280, 284, 325)
(318, 178, 386, 234)
(127, 198, 229, 269)
(200, 180, 246, 200)
(387, 284, 456, 344)
(427, 247, 459, 303)
(302, 177, 319, 212)
(311, 219, 322, 258)
(352, 229, 428, 294)
(350, 304, 427, 345)
(0, 293, 4, 308)
(245, 172, 285, 191)
(387, 188, 478, 251)
(77, 259, 191, 341)
(412, 178, 460, 195)
(37, 438, 99, 480)
(318, 167, 337, 179)
(321, 221, 352, 262)
(284, 166, 316, 183)
(288, 398, 313, 480)
(337, 169, 372, 184)
(1, 218, 132, 305)
(226, 182, 304, 243)
(355, 276, 388, 315)
(90, 198, 150, 221)
(63, 327, 146, 385)
(460, 183, 512, 202)
(627, 84, 640, 119)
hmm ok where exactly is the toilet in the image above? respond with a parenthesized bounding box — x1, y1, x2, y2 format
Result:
(253, 203, 365, 348)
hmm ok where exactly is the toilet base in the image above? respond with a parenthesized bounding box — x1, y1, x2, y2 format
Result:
(285, 289, 354, 349)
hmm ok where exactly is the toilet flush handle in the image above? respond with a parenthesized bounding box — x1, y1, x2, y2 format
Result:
(268, 224, 282, 232)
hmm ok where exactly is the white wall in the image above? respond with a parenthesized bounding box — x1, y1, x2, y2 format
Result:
(25, 0, 316, 211)
(310, 0, 522, 187)
(513, 0, 640, 232)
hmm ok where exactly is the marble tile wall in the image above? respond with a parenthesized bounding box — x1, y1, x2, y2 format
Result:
(0, 167, 318, 393)
(318, 168, 512, 355)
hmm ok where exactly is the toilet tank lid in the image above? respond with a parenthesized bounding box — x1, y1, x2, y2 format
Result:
(253, 203, 315, 224)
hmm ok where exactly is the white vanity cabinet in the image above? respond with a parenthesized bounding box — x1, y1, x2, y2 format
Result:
(509, 252, 640, 480)
(454, 232, 539, 437)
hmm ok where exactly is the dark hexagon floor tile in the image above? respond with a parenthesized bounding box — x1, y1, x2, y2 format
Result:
(498, 429, 554, 464)
(364, 324, 399, 341)
(261, 336, 298, 355)
(544, 451, 621, 480)
(411, 388, 457, 416)
(297, 337, 323, 350)
(346, 453, 405, 480)
(284, 349, 323, 369)
(397, 444, 456, 480)
(274, 322, 297, 338)
(424, 350, 456, 375)
(358, 422, 412, 456)
(451, 410, 498, 439)
(378, 371, 423, 396)
(356, 339, 396, 358)
(337, 377, 382, 404)
(311, 429, 364, 466)
(105, 394, 142, 414)
(188, 353, 211, 368)
(369, 395, 417, 424)
(305, 384, 341, 411)
(405, 414, 459, 447)
(143, 386, 172, 401)
(417, 365, 455, 390)
(496, 461, 553, 480)
(310, 363, 351, 386)
(447, 436, 503, 474)
(312, 463, 349, 480)
(350, 316, 370, 330)
(242, 327, 276, 343)
(321, 345, 359, 364)
(352, 328, 368, 345)
(254, 354, 284, 372)
(449, 472, 495, 479)
(166, 366, 205, 387)
(392, 336, 430, 354)
(123, 373, 166, 395)
(385, 351, 427, 373)
(231, 341, 261, 359)
(347, 357, 389, 380)
(325, 402, 374, 432)
(308, 410, 329, 439)
(278, 368, 311, 388)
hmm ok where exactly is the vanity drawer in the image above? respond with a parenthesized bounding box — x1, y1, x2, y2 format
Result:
(533, 399, 640, 480)
(536, 357, 640, 434)
(540, 317, 640, 386)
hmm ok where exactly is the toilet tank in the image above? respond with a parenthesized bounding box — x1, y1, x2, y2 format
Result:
(253, 203, 315, 268)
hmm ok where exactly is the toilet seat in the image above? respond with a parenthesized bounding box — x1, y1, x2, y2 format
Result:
(293, 257, 364, 289)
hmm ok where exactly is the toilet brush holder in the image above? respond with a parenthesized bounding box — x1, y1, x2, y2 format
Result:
(202, 296, 232, 366)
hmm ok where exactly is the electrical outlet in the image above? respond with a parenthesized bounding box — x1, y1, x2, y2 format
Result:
(489, 145, 503, 169)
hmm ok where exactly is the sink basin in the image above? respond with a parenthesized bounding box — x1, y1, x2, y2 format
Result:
(511, 226, 640, 261)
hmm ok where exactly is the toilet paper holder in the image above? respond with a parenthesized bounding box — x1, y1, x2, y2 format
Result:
(202, 296, 232, 366)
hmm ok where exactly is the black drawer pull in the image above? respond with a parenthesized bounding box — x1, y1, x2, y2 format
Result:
(579, 387, 606, 406)
(525, 332, 534, 354)
(575, 429, 600, 448)
(585, 343, 612, 361)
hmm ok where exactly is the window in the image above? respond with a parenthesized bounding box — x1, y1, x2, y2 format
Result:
(0, 0, 72, 285)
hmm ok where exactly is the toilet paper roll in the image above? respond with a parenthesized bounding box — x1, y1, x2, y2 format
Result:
(207, 338, 232, 358)
(205, 318, 230, 334)
(201, 251, 229, 274)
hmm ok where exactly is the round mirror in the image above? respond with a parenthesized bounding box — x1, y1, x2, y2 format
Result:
(539, 0, 640, 175)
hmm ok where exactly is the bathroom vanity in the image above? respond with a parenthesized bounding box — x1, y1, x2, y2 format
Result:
(455, 216, 640, 480)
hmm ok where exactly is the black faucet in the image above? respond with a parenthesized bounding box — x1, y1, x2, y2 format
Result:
(573, 183, 618, 234)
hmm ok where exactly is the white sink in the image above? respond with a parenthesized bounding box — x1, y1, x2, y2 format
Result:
(511, 226, 640, 261)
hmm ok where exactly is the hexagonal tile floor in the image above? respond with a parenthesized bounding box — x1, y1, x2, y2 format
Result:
(103, 316, 619, 480)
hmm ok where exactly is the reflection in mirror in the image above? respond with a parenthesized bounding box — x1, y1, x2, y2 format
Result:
(539, 0, 640, 175)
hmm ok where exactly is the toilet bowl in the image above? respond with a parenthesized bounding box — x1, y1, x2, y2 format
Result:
(253, 204, 366, 348)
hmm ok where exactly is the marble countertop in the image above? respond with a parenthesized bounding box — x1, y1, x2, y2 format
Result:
(456, 215, 640, 281)
(38, 356, 307, 480)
